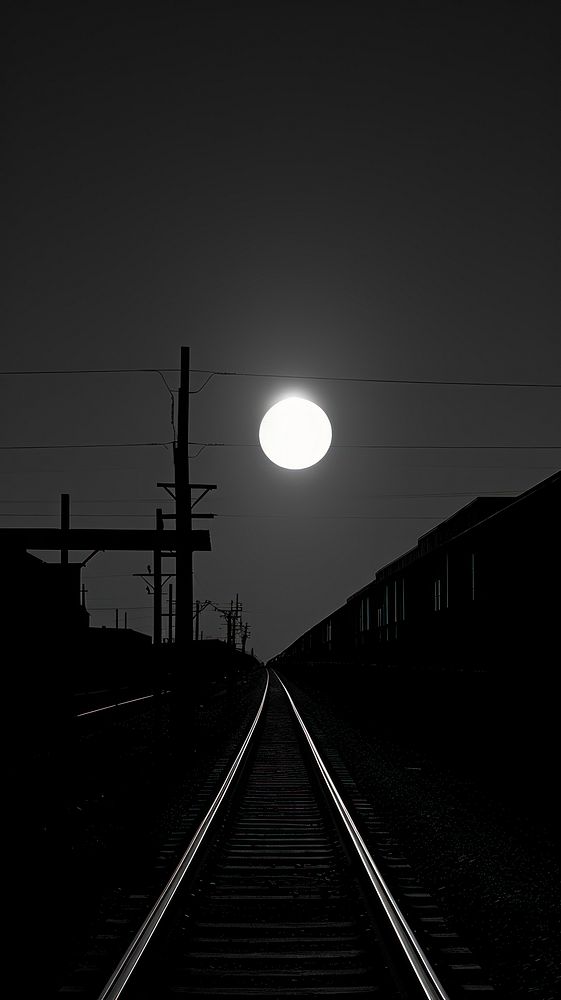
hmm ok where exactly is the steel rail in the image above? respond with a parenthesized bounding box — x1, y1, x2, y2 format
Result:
(275, 671, 450, 1000)
(96, 671, 269, 1000)
(75, 693, 155, 717)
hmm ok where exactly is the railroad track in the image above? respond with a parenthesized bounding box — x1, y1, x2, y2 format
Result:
(91, 670, 457, 999)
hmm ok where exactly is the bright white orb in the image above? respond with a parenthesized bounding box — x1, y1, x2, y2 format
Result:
(259, 397, 332, 470)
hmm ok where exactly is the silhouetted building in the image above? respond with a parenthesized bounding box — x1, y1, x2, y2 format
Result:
(2, 547, 89, 644)
(274, 470, 560, 673)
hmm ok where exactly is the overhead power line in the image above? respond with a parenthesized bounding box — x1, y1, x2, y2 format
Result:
(194, 369, 561, 389)
(0, 441, 172, 450)
(0, 440, 558, 452)
(0, 498, 175, 503)
(0, 367, 559, 388)
(0, 511, 198, 519)
(0, 512, 449, 520)
(189, 441, 561, 450)
(335, 444, 561, 450)
(0, 489, 525, 502)
(0, 367, 178, 376)
(88, 605, 153, 611)
(216, 514, 449, 520)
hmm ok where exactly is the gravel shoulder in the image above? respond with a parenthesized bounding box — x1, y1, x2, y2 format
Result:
(282, 669, 560, 1000)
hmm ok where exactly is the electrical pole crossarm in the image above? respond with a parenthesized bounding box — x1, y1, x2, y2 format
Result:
(80, 549, 104, 567)
(161, 512, 215, 520)
(191, 485, 217, 509)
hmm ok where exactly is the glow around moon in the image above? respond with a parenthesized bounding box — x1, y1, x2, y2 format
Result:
(259, 397, 332, 469)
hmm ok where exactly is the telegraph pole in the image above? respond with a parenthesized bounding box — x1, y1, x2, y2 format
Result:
(160, 347, 214, 651)
(154, 508, 163, 646)
(168, 583, 173, 643)
(174, 346, 192, 648)
(61, 493, 70, 565)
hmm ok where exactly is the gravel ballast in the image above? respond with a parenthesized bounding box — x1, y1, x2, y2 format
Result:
(281, 668, 560, 999)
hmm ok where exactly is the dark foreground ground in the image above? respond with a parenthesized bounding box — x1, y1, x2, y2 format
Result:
(23, 653, 265, 996)
(280, 663, 560, 1000)
(21, 656, 558, 998)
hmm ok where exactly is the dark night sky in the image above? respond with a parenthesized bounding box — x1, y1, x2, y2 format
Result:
(2, 1, 560, 660)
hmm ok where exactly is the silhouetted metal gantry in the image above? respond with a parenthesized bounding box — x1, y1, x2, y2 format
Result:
(2, 346, 213, 648)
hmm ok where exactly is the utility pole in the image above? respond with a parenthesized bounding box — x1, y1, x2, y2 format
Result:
(192, 598, 212, 642)
(175, 346, 191, 648)
(61, 493, 70, 565)
(168, 583, 173, 643)
(154, 508, 163, 646)
(157, 348, 215, 652)
(133, 561, 174, 645)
